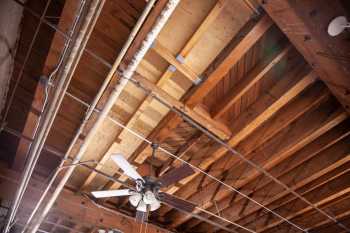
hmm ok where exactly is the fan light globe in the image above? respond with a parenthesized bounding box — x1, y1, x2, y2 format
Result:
(149, 199, 161, 211)
(129, 193, 142, 207)
(136, 200, 147, 212)
(143, 190, 157, 205)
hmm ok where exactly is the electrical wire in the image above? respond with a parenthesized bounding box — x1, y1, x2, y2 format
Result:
(6, 0, 348, 231)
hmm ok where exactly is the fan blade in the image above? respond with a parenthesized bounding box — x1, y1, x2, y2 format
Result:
(111, 153, 144, 181)
(158, 192, 196, 213)
(91, 189, 131, 198)
(157, 164, 195, 187)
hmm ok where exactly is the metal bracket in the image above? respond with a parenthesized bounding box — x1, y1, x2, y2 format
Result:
(176, 54, 185, 64)
(168, 65, 177, 72)
(193, 75, 203, 85)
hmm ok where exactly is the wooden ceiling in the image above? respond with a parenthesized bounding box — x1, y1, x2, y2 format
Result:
(0, 0, 350, 233)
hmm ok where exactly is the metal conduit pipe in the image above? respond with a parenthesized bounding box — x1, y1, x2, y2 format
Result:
(2, 1, 105, 232)
(20, 0, 156, 231)
(26, 1, 180, 233)
(3, 0, 87, 230)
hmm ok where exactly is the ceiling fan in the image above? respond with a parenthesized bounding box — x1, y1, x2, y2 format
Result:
(91, 145, 197, 222)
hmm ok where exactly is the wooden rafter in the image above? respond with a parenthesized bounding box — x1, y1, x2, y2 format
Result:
(131, 73, 232, 139)
(258, 0, 350, 114)
(186, 15, 273, 107)
(129, 13, 275, 175)
(165, 82, 332, 222)
(166, 97, 347, 227)
(157, 43, 293, 192)
(190, 119, 350, 231)
(11, 0, 79, 170)
(159, 68, 317, 218)
(80, 0, 225, 189)
(211, 44, 292, 119)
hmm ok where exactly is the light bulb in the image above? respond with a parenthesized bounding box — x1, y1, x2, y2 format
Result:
(150, 199, 161, 211)
(129, 193, 142, 207)
(143, 190, 157, 205)
(136, 200, 147, 212)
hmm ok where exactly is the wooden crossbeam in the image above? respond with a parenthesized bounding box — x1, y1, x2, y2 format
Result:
(166, 96, 346, 227)
(258, 0, 350, 114)
(151, 40, 200, 83)
(132, 73, 232, 139)
(309, 208, 350, 233)
(80, 0, 225, 190)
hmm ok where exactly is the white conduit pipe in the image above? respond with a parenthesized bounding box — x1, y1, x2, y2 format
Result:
(20, 0, 156, 231)
(2, 0, 102, 232)
(26, 1, 180, 233)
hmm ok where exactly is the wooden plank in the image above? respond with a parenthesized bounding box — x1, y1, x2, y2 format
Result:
(186, 15, 273, 107)
(80, 0, 225, 189)
(152, 40, 200, 83)
(157, 45, 298, 196)
(211, 45, 292, 118)
(132, 73, 231, 139)
(207, 164, 350, 233)
(179, 0, 225, 57)
(127, 13, 271, 171)
(167, 82, 330, 212)
(12, 0, 80, 170)
(259, 0, 350, 114)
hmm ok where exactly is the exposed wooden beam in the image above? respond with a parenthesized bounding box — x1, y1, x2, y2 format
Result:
(259, 187, 350, 233)
(80, 0, 225, 190)
(167, 82, 333, 224)
(179, 0, 226, 57)
(186, 15, 273, 108)
(12, 0, 79, 170)
(161, 69, 316, 205)
(309, 208, 350, 233)
(132, 73, 232, 139)
(189, 120, 350, 232)
(211, 45, 292, 119)
(166, 99, 347, 227)
(151, 40, 200, 83)
(258, 0, 350, 114)
(128, 13, 273, 171)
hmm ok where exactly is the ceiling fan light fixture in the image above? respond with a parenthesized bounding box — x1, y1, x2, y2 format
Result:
(143, 190, 157, 205)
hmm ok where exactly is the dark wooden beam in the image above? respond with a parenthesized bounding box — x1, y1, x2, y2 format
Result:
(0, 163, 170, 233)
(258, 0, 350, 114)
